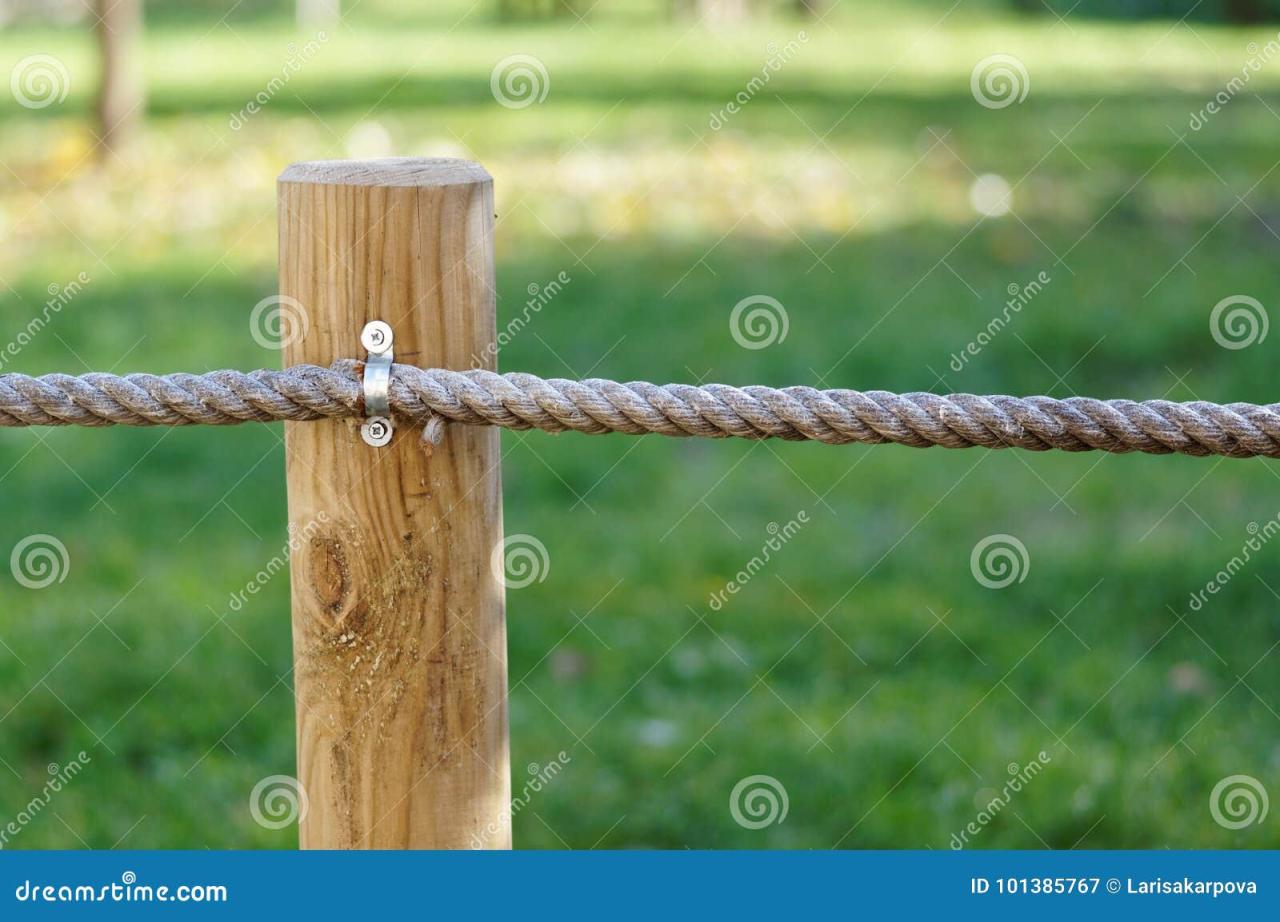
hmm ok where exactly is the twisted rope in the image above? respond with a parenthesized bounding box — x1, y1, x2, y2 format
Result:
(2, 359, 1278, 458)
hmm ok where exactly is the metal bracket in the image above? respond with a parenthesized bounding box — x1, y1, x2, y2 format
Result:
(360, 320, 394, 447)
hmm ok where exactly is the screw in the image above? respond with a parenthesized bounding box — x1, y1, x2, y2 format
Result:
(361, 416, 393, 447)
(361, 320, 394, 355)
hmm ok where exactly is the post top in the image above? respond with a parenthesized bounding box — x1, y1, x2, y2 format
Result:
(279, 157, 491, 188)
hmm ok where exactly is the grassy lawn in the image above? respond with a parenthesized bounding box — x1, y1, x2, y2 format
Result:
(1, 2, 1279, 848)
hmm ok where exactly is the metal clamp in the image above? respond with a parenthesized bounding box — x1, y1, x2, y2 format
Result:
(360, 320, 394, 447)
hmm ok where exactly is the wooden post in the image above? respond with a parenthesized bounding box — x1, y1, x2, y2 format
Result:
(277, 159, 510, 849)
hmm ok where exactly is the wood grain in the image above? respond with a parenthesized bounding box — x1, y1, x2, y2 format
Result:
(279, 158, 510, 849)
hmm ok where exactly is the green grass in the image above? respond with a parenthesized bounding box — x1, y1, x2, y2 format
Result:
(1, 5, 1279, 849)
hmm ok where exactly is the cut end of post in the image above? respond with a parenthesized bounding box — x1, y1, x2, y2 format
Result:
(279, 157, 492, 188)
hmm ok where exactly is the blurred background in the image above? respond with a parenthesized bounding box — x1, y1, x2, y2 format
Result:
(1, 0, 1279, 849)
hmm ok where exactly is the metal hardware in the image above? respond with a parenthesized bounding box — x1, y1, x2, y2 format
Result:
(361, 320, 394, 355)
(360, 416, 394, 447)
(360, 320, 395, 447)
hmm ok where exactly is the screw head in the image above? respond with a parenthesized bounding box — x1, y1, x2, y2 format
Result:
(361, 416, 394, 447)
(361, 320, 394, 354)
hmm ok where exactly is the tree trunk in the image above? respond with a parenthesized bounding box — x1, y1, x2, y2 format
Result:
(94, 0, 144, 156)
(1224, 0, 1263, 23)
(297, 0, 340, 26)
(670, 0, 748, 24)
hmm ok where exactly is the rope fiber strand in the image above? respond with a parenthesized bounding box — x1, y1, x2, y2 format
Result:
(2, 359, 1279, 459)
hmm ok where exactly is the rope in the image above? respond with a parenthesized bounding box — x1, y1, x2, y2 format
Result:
(2, 359, 1278, 458)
